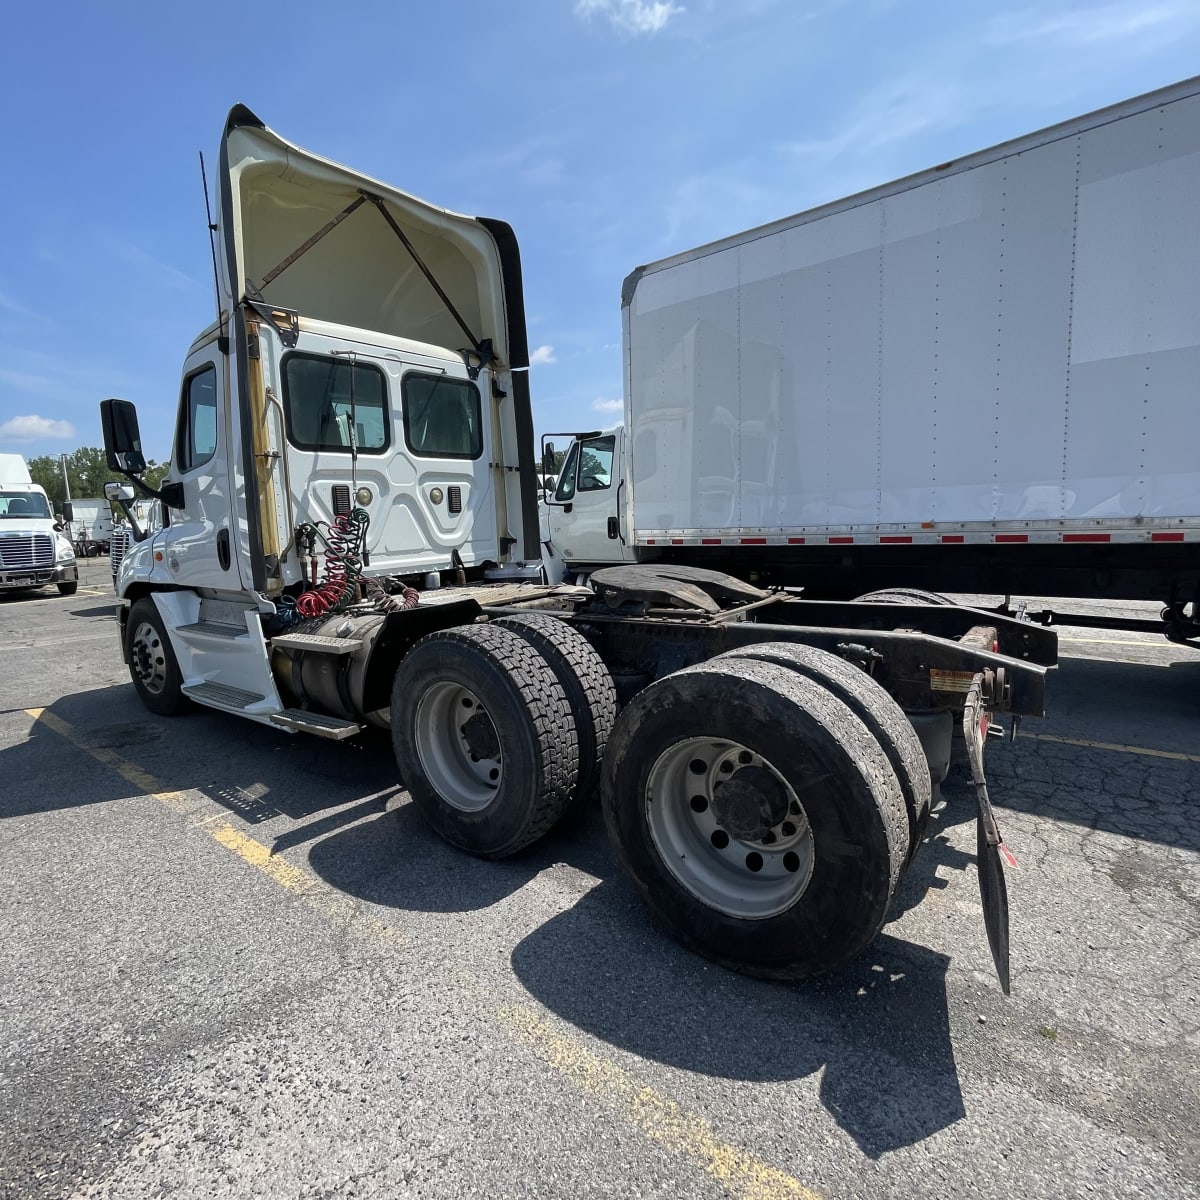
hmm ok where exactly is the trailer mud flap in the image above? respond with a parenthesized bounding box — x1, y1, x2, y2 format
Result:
(963, 673, 1013, 994)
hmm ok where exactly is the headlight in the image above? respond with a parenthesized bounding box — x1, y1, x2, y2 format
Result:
(55, 534, 76, 562)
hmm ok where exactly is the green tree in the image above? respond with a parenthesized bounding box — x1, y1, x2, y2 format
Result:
(25, 448, 170, 510)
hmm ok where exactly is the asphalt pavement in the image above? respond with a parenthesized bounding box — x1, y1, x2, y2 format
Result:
(1, 560, 1197, 1199)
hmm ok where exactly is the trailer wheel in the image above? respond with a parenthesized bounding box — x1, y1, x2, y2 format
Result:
(126, 598, 187, 716)
(719, 643, 931, 864)
(602, 658, 907, 979)
(855, 587, 952, 605)
(493, 614, 617, 805)
(391, 624, 580, 858)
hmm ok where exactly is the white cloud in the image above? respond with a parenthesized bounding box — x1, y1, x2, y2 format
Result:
(987, 3, 1199, 47)
(530, 344, 558, 365)
(575, 0, 683, 35)
(592, 397, 623, 413)
(0, 414, 76, 442)
(0, 289, 46, 321)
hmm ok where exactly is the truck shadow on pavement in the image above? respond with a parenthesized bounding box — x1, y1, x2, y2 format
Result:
(308, 795, 968, 1159)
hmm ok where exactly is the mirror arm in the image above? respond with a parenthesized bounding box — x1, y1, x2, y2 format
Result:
(112, 465, 184, 510)
(111, 495, 148, 543)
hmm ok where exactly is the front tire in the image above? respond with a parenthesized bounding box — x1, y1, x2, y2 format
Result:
(391, 624, 580, 858)
(126, 598, 187, 715)
(602, 658, 908, 979)
(57, 581, 78, 596)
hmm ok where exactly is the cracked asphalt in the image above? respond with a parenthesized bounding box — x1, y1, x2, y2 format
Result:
(2, 561, 1198, 1200)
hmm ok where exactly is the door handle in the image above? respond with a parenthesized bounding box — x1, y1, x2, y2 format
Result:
(217, 528, 231, 571)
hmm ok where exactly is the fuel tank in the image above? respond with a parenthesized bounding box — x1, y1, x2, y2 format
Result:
(270, 611, 392, 728)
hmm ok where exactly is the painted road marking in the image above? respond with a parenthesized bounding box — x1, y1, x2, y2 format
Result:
(1027, 732, 1200, 764)
(24, 706, 817, 1200)
(503, 1005, 821, 1200)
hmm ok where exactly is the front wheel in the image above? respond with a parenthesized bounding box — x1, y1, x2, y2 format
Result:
(391, 624, 580, 858)
(57, 581, 78, 596)
(602, 658, 908, 979)
(126, 598, 187, 715)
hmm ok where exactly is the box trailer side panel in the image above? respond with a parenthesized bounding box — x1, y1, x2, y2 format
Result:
(623, 80, 1200, 547)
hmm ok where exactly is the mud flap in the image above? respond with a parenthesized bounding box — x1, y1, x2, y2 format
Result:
(963, 673, 1013, 994)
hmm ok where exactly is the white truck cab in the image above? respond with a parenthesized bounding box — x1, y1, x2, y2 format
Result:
(0, 453, 78, 596)
(542, 426, 637, 582)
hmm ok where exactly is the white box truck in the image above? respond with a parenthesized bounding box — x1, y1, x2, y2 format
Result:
(0, 453, 78, 596)
(545, 76, 1200, 645)
(100, 103, 1059, 991)
(64, 497, 115, 555)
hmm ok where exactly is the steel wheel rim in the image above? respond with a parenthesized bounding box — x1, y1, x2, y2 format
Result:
(646, 736, 815, 919)
(414, 682, 501, 812)
(130, 620, 169, 696)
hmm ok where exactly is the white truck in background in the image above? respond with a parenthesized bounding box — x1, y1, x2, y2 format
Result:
(0, 453, 78, 596)
(545, 76, 1200, 646)
(101, 102, 1058, 991)
(64, 497, 115, 555)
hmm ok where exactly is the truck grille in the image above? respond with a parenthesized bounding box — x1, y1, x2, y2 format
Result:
(0, 534, 53, 570)
(110, 527, 132, 577)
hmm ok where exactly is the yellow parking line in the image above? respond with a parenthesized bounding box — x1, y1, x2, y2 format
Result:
(1027, 732, 1200, 763)
(503, 1005, 820, 1200)
(23, 705, 818, 1199)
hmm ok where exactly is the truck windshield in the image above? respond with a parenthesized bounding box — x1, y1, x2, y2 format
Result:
(0, 491, 52, 519)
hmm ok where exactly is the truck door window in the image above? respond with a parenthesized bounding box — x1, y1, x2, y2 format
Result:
(554, 442, 579, 501)
(576, 436, 615, 491)
(282, 353, 389, 453)
(402, 373, 482, 459)
(175, 365, 218, 473)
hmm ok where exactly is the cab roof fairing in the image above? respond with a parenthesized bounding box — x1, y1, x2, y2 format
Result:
(216, 105, 526, 370)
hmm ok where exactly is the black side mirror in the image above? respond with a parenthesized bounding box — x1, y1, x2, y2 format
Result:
(542, 442, 556, 477)
(62, 501, 74, 523)
(100, 398, 146, 473)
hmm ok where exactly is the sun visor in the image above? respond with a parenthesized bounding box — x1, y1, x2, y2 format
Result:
(218, 106, 516, 364)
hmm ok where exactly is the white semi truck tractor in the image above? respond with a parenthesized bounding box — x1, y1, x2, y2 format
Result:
(0, 453, 78, 597)
(102, 105, 1056, 991)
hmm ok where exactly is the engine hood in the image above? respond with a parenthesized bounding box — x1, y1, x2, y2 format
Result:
(218, 105, 527, 368)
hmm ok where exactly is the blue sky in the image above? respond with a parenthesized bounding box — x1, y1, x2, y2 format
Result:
(1, 0, 1198, 462)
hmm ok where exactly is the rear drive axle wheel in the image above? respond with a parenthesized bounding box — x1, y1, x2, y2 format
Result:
(602, 657, 907, 979)
(719, 642, 931, 864)
(391, 624, 580, 858)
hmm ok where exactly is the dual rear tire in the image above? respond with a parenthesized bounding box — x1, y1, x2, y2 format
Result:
(601, 653, 912, 979)
(394, 620, 926, 981)
(390, 618, 616, 859)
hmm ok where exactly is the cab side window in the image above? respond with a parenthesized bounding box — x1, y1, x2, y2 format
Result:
(554, 442, 579, 502)
(576, 436, 615, 491)
(176, 365, 218, 473)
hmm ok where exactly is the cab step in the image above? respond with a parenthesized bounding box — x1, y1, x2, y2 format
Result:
(182, 681, 267, 710)
(271, 632, 363, 655)
(270, 709, 363, 740)
(177, 621, 250, 640)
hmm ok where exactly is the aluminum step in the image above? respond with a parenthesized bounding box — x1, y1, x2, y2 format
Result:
(271, 632, 363, 654)
(182, 681, 267, 710)
(270, 709, 363, 740)
(177, 621, 249, 640)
